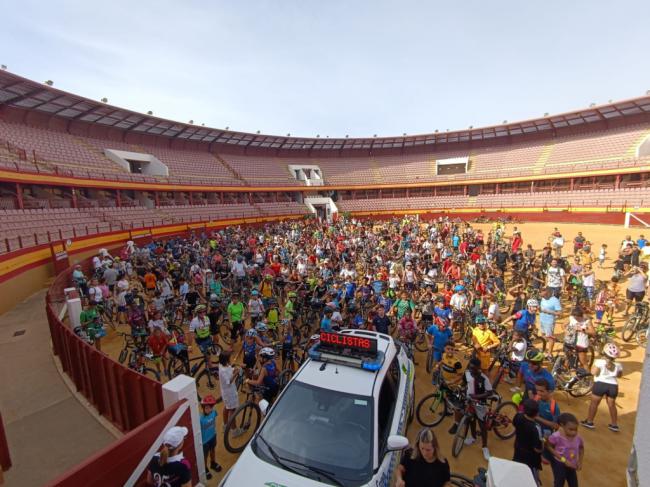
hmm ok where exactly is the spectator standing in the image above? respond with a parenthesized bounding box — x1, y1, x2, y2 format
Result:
(396, 428, 451, 487)
(512, 399, 543, 485)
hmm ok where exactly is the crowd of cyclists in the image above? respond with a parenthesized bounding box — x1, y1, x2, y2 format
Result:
(69, 215, 646, 487)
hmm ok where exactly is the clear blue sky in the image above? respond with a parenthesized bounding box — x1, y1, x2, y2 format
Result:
(2, 0, 649, 138)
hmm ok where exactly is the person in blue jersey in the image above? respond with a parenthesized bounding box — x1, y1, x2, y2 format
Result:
(199, 395, 221, 480)
(501, 299, 539, 337)
(246, 347, 279, 404)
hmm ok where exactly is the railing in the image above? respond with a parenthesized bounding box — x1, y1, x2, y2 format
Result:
(46, 259, 164, 432)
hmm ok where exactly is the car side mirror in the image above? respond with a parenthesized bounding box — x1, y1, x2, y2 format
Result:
(259, 399, 269, 416)
(387, 435, 409, 451)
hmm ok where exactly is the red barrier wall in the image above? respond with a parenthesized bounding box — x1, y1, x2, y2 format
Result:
(46, 261, 164, 432)
(45, 400, 198, 487)
(0, 411, 10, 473)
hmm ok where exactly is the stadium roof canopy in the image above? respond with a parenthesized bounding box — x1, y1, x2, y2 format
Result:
(1, 70, 649, 153)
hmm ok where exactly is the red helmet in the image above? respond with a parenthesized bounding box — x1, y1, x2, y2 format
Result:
(201, 395, 217, 406)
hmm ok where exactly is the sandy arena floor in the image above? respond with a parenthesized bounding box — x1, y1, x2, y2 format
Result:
(96, 221, 645, 486)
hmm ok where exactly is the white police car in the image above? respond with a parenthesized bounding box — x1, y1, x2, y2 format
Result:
(220, 329, 415, 487)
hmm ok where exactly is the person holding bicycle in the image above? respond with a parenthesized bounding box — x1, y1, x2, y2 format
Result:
(515, 349, 556, 399)
(426, 315, 453, 364)
(460, 358, 494, 461)
(471, 316, 500, 373)
(245, 347, 279, 404)
(189, 305, 212, 354)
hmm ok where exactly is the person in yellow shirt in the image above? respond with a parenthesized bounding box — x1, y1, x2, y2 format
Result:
(440, 341, 463, 386)
(578, 245, 595, 267)
(472, 317, 500, 373)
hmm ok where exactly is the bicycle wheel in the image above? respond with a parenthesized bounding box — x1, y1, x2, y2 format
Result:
(451, 415, 469, 458)
(621, 317, 639, 342)
(196, 369, 223, 403)
(166, 355, 189, 379)
(636, 326, 649, 348)
(118, 347, 129, 364)
(568, 374, 594, 398)
(425, 348, 434, 374)
(279, 368, 294, 390)
(415, 332, 428, 353)
(493, 401, 517, 439)
(224, 402, 261, 453)
(416, 390, 447, 427)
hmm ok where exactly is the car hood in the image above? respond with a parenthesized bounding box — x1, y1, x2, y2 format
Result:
(221, 447, 336, 487)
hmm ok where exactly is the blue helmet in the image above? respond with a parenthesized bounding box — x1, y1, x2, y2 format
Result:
(454, 285, 465, 292)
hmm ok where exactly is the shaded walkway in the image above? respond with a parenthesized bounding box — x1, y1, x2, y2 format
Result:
(0, 289, 114, 486)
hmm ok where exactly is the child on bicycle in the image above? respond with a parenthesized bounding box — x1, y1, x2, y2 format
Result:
(458, 358, 494, 461)
(398, 309, 418, 343)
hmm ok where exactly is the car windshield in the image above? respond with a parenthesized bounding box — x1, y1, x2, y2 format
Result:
(253, 381, 373, 486)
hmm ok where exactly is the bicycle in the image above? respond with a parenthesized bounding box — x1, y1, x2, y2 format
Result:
(416, 372, 466, 427)
(123, 338, 160, 381)
(166, 341, 225, 397)
(621, 301, 649, 343)
(451, 397, 517, 458)
(223, 382, 267, 453)
(551, 345, 594, 397)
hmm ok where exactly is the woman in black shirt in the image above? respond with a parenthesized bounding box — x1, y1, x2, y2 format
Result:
(397, 428, 451, 487)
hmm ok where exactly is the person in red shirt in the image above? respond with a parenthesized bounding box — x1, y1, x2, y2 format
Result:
(511, 230, 523, 253)
(147, 327, 169, 375)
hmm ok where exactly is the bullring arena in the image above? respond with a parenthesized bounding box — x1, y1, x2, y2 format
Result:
(1, 72, 650, 486)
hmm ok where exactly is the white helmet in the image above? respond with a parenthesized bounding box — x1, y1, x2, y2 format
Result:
(260, 347, 275, 360)
(603, 342, 619, 359)
(527, 299, 539, 308)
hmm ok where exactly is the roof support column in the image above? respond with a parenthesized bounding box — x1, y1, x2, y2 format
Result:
(189, 191, 193, 206)
(70, 187, 77, 209)
(615, 175, 621, 190)
(570, 178, 575, 191)
(116, 189, 121, 207)
(154, 191, 160, 207)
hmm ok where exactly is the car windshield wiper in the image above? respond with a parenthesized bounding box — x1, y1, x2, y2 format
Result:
(255, 435, 344, 487)
(255, 435, 305, 479)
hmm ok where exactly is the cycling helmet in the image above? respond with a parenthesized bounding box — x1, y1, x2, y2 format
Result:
(527, 299, 539, 308)
(603, 342, 620, 359)
(310, 334, 321, 342)
(201, 395, 217, 406)
(195, 304, 207, 313)
(287, 291, 297, 298)
(475, 316, 487, 324)
(454, 285, 465, 292)
(525, 348, 544, 363)
(259, 347, 276, 360)
(210, 293, 218, 300)
(245, 329, 258, 338)
(255, 322, 268, 332)
(511, 392, 524, 406)
(251, 290, 259, 296)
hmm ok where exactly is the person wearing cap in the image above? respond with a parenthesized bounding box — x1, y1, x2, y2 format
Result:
(147, 426, 192, 487)
(200, 395, 222, 479)
(189, 305, 212, 354)
(515, 349, 556, 399)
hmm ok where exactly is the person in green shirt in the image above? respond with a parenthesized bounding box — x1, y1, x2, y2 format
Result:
(79, 301, 104, 351)
(226, 294, 246, 342)
(391, 291, 416, 320)
(284, 291, 297, 322)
